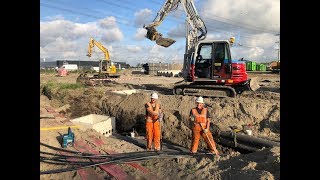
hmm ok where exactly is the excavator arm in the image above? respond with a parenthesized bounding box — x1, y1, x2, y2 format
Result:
(87, 37, 110, 61)
(144, 0, 207, 49)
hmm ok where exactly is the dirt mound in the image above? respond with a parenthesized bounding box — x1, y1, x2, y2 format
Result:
(140, 146, 279, 180)
(95, 90, 280, 151)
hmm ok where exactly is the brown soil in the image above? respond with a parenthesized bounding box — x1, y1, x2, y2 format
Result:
(40, 71, 280, 179)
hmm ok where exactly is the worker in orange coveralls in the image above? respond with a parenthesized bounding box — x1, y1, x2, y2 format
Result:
(189, 96, 219, 156)
(145, 92, 163, 151)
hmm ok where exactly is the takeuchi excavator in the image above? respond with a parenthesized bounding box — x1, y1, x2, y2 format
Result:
(143, 0, 259, 97)
(77, 37, 120, 85)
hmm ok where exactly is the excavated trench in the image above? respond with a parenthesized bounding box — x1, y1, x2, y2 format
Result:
(60, 88, 280, 155)
(41, 83, 280, 179)
(41, 72, 280, 179)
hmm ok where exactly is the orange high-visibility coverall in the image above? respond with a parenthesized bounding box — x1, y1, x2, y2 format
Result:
(145, 102, 161, 150)
(190, 108, 217, 153)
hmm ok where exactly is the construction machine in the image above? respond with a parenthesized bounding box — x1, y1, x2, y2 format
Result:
(270, 61, 280, 73)
(77, 38, 120, 85)
(143, 0, 259, 97)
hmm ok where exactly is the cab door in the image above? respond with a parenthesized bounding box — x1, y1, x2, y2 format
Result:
(212, 42, 232, 79)
(194, 43, 213, 79)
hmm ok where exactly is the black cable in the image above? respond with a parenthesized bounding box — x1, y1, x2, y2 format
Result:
(40, 142, 86, 154)
(40, 157, 92, 165)
(41, 151, 224, 175)
(41, 153, 190, 175)
(40, 148, 163, 158)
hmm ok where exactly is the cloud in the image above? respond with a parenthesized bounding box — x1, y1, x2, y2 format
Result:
(40, 37, 82, 58)
(127, 45, 142, 53)
(242, 33, 277, 48)
(134, 28, 147, 40)
(40, 20, 85, 47)
(201, 0, 279, 33)
(206, 33, 222, 40)
(167, 24, 185, 38)
(134, 9, 153, 27)
(99, 16, 117, 28)
(248, 47, 265, 58)
(40, 16, 124, 60)
(231, 45, 277, 62)
(43, 15, 65, 21)
(101, 28, 123, 43)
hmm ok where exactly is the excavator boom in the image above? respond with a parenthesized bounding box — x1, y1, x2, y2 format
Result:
(87, 37, 110, 61)
(144, 0, 207, 49)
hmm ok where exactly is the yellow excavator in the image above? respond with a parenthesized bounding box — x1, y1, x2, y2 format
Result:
(77, 38, 120, 85)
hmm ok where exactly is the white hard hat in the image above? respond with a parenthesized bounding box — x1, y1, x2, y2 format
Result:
(151, 92, 158, 99)
(195, 96, 204, 103)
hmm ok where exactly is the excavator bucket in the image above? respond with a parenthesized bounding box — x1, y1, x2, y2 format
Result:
(145, 26, 176, 47)
(156, 37, 176, 47)
(248, 77, 260, 91)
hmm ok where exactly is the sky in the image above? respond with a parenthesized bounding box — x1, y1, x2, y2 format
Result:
(40, 0, 280, 66)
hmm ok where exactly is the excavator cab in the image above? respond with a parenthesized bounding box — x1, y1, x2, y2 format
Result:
(194, 42, 232, 81)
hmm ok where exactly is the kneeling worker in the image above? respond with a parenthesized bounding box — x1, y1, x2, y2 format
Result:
(189, 96, 219, 156)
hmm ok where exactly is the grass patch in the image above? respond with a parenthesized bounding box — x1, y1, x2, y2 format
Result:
(41, 81, 84, 100)
(59, 83, 84, 90)
(45, 80, 84, 90)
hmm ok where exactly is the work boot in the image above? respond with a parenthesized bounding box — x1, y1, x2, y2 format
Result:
(210, 151, 220, 161)
(190, 151, 197, 155)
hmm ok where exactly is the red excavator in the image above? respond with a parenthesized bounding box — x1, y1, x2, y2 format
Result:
(144, 0, 259, 97)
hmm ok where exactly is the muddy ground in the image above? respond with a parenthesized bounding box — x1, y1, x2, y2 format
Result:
(40, 70, 280, 179)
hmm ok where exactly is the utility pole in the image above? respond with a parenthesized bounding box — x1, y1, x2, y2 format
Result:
(275, 33, 280, 62)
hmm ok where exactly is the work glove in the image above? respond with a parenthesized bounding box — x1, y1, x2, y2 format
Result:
(158, 112, 163, 121)
(203, 128, 209, 134)
(190, 115, 195, 121)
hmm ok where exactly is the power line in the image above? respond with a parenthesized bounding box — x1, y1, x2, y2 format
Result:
(149, 0, 279, 34)
(41, 1, 267, 42)
(41, 1, 274, 50)
(40, 2, 131, 25)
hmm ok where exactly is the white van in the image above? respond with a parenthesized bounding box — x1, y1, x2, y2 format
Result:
(60, 64, 78, 71)
(92, 67, 100, 72)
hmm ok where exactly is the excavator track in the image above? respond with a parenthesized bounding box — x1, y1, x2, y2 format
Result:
(76, 73, 120, 86)
(173, 83, 236, 98)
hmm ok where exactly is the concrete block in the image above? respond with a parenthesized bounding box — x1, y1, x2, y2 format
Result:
(71, 114, 116, 137)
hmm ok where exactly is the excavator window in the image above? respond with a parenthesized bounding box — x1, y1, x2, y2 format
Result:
(214, 43, 225, 66)
(195, 42, 232, 79)
(195, 44, 212, 78)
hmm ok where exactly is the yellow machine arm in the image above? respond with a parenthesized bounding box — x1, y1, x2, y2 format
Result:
(87, 37, 110, 61)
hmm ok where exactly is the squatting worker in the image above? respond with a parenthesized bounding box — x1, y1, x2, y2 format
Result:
(189, 96, 219, 156)
(145, 92, 162, 151)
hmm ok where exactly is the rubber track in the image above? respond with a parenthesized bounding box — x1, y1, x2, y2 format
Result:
(173, 84, 236, 97)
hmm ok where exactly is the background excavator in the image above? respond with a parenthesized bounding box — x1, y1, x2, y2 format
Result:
(77, 37, 120, 85)
(143, 0, 259, 97)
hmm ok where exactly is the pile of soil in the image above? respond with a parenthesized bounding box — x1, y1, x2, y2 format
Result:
(95, 90, 279, 150)
(142, 146, 279, 179)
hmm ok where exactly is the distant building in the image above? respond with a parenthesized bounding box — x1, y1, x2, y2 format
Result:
(55, 60, 130, 69)
(142, 62, 183, 75)
(40, 61, 56, 68)
(113, 62, 130, 69)
(56, 60, 99, 69)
